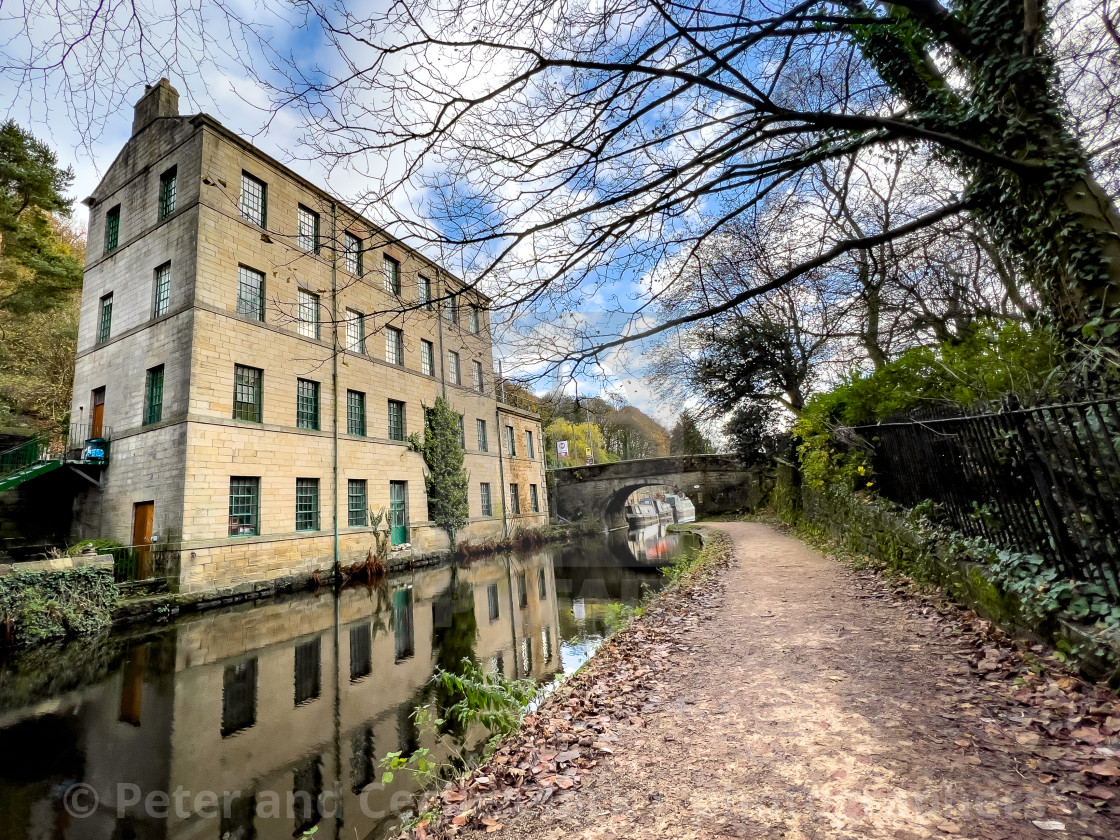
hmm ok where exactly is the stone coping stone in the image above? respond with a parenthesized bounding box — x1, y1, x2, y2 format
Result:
(0, 554, 114, 576)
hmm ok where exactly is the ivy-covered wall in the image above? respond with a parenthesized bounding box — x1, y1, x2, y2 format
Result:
(0, 563, 118, 647)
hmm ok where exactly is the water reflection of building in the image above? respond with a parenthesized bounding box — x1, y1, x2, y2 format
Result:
(0, 551, 561, 840)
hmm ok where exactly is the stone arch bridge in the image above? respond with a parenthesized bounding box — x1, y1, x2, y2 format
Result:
(551, 454, 763, 529)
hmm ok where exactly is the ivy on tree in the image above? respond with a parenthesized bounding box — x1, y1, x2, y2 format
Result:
(420, 396, 470, 547)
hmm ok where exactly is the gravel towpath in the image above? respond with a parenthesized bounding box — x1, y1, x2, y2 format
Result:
(443, 521, 1120, 840)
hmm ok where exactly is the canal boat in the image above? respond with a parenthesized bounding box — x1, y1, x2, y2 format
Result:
(665, 493, 696, 523)
(625, 500, 660, 528)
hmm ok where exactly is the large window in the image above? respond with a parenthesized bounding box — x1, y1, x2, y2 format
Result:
(383, 255, 401, 295)
(237, 265, 265, 321)
(473, 361, 484, 394)
(97, 293, 113, 344)
(509, 483, 521, 515)
(530, 483, 540, 513)
(448, 350, 461, 385)
(457, 414, 465, 448)
(347, 390, 366, 436)
(297, 205, 320, 253)
(293, 637, 321, 705)
(233, 365, 262, 422)
(444, 296, 458, 324)
(385, 326, 404, 366)
(420, 340, 434, 376)
(159, 166, 177, 220)
(240, 172, 267, 226)
(344, 231, 363, 275)
(345, 309, 365, 353)
(388, 399, 405, 441)
(144, 366, 164, 426)
(297, 289, 320, 339)
(470, 305, 481, 334)
(418, 275, 432, 309)
(297, 379, 320, 430)
(505, 425, 517, 456)
(476, 419, 488, 452)
(104, 205, 120, 253)
(480, 482, 492, 517)
(228, 477, 260, 536)
(221, 658, 257, 737)
(153, 262, 171, 318)
(296, 478, 320, 531)
(525, 429, 536, 459)
(348, 479, 368, 527)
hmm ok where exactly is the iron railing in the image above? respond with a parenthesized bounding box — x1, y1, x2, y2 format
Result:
(858, 398, 1120, 598)
(0, 423, 112, 479)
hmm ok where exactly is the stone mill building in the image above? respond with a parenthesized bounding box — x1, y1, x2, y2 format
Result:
(67, 79, 547, 593)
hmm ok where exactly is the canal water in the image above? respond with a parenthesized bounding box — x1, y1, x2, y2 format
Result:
(0, 524, 698, 840)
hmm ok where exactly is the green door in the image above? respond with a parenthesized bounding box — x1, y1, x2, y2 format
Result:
(389, 481, 408, 545)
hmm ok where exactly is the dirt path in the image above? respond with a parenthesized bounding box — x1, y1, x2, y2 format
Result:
(440, 521, 1120, 840)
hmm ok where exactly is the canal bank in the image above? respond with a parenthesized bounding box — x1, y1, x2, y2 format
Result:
(0, 525, 698, 840)
(419, 522, 1120, 840)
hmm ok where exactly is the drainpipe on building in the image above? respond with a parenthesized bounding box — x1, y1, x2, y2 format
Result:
(495, 379, 509, 540)
(436, 272, 447, 400)
(330, 203, 340, 579)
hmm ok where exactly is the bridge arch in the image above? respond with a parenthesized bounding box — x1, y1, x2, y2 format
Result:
(551, 454, 762, 529)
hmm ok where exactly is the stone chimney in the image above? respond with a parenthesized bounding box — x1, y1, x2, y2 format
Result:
(132, 78, 180, 135)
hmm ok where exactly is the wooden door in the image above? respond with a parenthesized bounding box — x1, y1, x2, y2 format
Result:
(389, 481, 408, 546)
(91, 387, 106, 438)
(132, 501, 154, 579)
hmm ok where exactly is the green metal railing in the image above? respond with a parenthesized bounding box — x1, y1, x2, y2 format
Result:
(0, 436, 46, 477)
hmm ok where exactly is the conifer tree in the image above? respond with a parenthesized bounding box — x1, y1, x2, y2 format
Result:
(421, 396, 470, 547)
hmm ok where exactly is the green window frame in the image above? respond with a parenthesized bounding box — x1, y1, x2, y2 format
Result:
(144, 365, 164, 426)
(509, 483, 521, 515)
(470, 305, 481, 334)
(240, 172, 267, 227)
(344, 232, 363, 275)
(296, 478, 320, 531)
(297, 379, 320, 430)
(297, 204, 320, 253)
(297, 289, 320, 339)
(526, 429, 535, 459)
(153, 262, 171, 318)
(473, 360, 484, 393)
(530, 483, 540, 513)
(480, 482, 492, 517)
(385, 327, 404, 366)
(104, 205, 120, 253)
(229, 477, 260, 536)
(388, 399, 405, 441)
(457, 414, 465, 448)
(418, 276, 432, 309)
(97, 293, 113, 344)
(420, 340, 434, 376)
(348, 479, 368, 527)
(383, 255, 401, 295)
(159, 166, 177, 219)
(505, 425, 517, 456)
(476, 419, 488, 452)
(237, 265, 265, 321)
(347, 390, 366, 436)
(233, 365, 263, 422)
(444, 296, 458, 324)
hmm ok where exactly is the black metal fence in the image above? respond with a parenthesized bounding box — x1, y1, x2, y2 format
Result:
(857, 398, 1120, 598)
